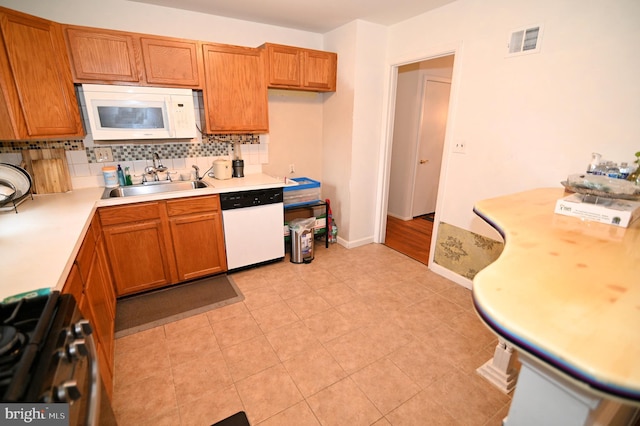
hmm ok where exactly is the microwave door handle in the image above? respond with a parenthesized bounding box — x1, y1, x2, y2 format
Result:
(165, 98, 175, 137)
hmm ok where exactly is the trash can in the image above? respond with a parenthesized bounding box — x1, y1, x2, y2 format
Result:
(289, 217, 315, 264)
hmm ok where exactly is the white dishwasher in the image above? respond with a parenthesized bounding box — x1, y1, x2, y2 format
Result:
(220, 188, 285, 270)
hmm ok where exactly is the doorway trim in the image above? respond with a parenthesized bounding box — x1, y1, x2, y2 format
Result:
(375, 42, 464, 277)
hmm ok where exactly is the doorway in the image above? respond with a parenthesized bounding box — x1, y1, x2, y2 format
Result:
(384, 55, 454, 264)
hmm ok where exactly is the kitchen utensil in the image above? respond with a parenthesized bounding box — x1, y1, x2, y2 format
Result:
(0, 163, 31, 201)
(0, 180, 16, 205)
(31, 159, 70, 193)
(21, 149, 71, 193)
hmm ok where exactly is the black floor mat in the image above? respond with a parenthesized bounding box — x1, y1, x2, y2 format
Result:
(416, 213, 435, 222)
(212, 411, 250, 426)
(115, 274, 243, 337)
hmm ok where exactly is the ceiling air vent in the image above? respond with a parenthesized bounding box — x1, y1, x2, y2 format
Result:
(506, 24, 543, 57)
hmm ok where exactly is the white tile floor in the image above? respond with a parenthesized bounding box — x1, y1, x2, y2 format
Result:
(112, 243, 512, 425)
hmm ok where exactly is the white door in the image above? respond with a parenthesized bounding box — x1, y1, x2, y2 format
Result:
(411, 78, 451, 217)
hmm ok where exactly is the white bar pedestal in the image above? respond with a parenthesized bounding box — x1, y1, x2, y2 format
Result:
(503, 352, 639, 426)
(477, 338, 518, 394)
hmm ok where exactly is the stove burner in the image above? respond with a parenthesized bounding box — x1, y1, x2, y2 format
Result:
(0, 325, 26, 366)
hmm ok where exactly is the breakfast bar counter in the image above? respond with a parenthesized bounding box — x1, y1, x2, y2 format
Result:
(472, 188, 639, 425)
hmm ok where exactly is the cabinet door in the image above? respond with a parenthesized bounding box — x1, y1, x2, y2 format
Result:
(62, 263, 84, 306)
(64, 25, 142, 83)
(169, 212, 227, 281)
(103, 220, 173, 296)
(303, 50, 337, 92)
(202, 43, 268, 133)
(0, 8, 83, 139)
(83, 244, 114, 399)
(265, 44, 301, 88)
(140, 36, 201, 87)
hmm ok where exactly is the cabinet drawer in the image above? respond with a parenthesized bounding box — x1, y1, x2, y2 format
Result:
(166, 195, 219, 216)
(99, 202, 162, 226)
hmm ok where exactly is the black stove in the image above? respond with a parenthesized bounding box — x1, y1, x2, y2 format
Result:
(0, 292, 59, 402)
(0, 291, 115, 425)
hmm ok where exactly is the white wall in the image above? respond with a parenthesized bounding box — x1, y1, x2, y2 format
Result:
(323, 20, 387, 247)
(263, 90, 324, 180)
(385, 0, 640, 239)
(322, 23, 356, 244)
(0, 0, 326, 181)
(0, 0, 322, 48)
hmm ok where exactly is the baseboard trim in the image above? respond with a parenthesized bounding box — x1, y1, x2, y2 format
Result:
(429, 263, 473, 290)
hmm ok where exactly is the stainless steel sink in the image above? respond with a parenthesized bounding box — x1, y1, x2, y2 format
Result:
(103, 180, 210, 198)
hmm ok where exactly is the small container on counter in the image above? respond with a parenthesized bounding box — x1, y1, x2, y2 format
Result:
(125, 167, 133, 185)
(117, 164, 126, 186)
(102, 166, 119, 188)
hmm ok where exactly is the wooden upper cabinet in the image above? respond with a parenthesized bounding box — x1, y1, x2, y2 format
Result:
(64, 25, 202, 88)
(202, 43, 268, 133)
(64, 25, 142, 83)
(303, 49, 337, 92)
(264, 44, 302, 87)
(0, 7, 83, 139)
(262, 43, 337, 92)
(140, 36, 201, 87)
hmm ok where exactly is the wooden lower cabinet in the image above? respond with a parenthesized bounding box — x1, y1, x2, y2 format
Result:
(80, 242, 115, 400)
(102, 219, 174, 296)
(63, 215, 115, 399)
(168, 195, 227, 281)
(99, 195, 226, 297)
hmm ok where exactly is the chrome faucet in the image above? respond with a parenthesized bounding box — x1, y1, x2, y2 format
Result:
(152, 152, 167, 172)
(192, 164, 214, 180)
(144, 152, 169, 182)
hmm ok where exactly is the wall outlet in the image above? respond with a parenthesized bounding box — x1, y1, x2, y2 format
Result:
(453, 141, 467, 154)
(289, 163, 295, 173)
(95, 147, 113, 162)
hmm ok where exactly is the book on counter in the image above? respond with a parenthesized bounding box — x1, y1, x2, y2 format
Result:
(554, 193, 640, 228)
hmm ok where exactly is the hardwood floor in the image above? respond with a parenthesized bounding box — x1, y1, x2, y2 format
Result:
(384, 215, 433, 265)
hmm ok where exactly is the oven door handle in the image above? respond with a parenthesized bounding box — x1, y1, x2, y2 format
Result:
(85, 333, 102, 426)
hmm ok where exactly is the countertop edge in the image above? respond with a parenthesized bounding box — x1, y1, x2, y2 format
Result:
(0, 174, 288, 301)
(471, 187, 640, 403)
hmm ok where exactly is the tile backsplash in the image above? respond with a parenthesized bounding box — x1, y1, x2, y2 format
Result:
(0, 139, 268, 188)
(0, 89, 269, 188)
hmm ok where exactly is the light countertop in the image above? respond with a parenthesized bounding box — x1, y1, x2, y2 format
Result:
(0, 174, 288, 302)
(472, 188, 640, 401)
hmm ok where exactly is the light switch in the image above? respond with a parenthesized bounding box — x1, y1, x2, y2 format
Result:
(453, 140, 467, 154)
(95, 147, 113, 162)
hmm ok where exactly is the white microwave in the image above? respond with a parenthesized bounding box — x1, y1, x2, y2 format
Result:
(82, 84, 197, 140)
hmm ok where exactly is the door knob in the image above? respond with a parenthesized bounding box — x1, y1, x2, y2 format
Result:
(419, 159, 429, 164)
